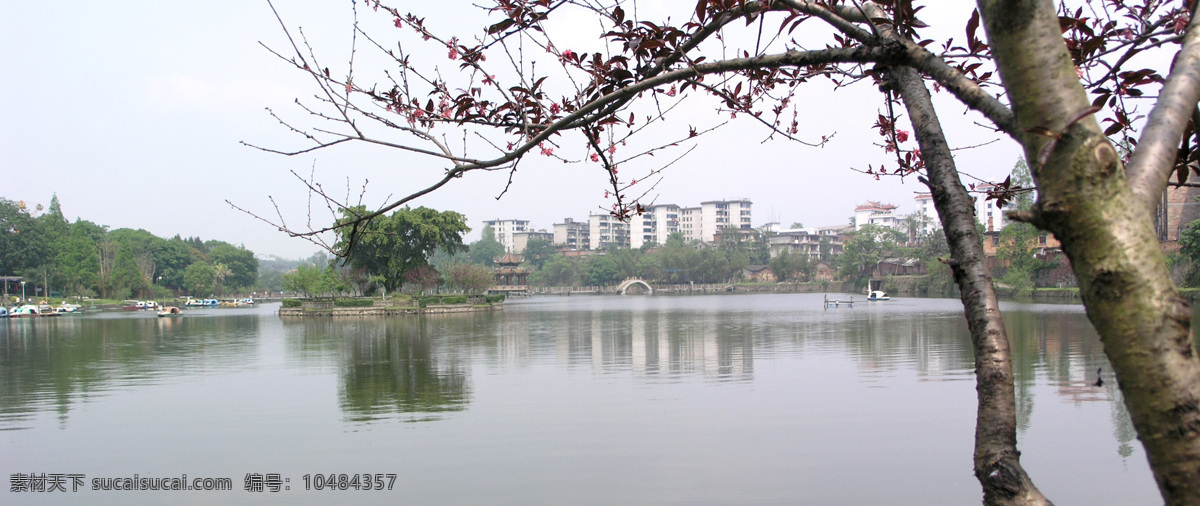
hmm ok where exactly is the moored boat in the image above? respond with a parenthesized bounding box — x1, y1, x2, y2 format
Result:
(157, 306, 183, 317)
(10, 305, 43, 318)
(867, 290, 891, 301)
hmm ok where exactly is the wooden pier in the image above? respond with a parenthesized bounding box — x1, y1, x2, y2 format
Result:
(823, 294, 854, 309)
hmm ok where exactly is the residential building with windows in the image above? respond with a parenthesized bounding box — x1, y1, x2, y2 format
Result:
(768, 229, 823, 259)
(483, 219, 530, 253)
(630, 204, 681, 248)
(854, 201, 899, 230)
(679, 207, 701, 242)
(699, 199, 753, 242)
(913, 193, 939, 235)
(588, 213, 630, 250)
(972, 184, 1010, 233)
(553, 218, 590, 251)
(513, 230, 554, 254)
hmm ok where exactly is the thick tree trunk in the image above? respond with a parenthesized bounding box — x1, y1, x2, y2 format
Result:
(889, 66, 1050, 505)
(979, 1, 1200, 503)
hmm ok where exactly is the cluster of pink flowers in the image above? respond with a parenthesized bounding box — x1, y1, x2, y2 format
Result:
(539, 143, 554, 156)
(447, 38, 459, 60)
(895, 129, 909, 143)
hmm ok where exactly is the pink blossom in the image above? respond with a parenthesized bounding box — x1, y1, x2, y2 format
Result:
(482, 75, 496, 85)
(666, 84, 676, 97)
(604, 190, 609, 198)
(611, 167, 618, 174)
(630, 179, 637, 185)
(506, 142, 514, 150)
(1075, 66, 1084, 79)
(590, 153, 600, 162)
(562, 50, 576, 59)
(896, 129, 909, 143)
(539, 143, 554, 156)
(607, 145, 616, 155)
(550, 103, 561, 114)
(394, 18, 403, 28)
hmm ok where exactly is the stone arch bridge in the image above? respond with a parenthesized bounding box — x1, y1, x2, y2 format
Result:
(616, 278, 653, 295)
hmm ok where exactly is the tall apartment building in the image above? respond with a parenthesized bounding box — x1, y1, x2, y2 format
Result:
(972, 184, 1010, 233)
(679, 206, 701, 242)
(483, 219, 529, 253)
(589, 213, 630, 250)
(913, 193, 938, 234)
(854, 201, 899, 230)
(699, 199, 753, 242)
(630, 204, 681, 248)
(553, 218, 590, 251)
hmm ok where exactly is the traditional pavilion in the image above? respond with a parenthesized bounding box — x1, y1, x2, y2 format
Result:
(490, 253, 530, 295)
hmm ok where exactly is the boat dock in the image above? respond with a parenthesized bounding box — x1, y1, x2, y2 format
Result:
(824, 294, 854, 309)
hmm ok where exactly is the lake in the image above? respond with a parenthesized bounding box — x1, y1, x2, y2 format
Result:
(0, 294, 1165, 504)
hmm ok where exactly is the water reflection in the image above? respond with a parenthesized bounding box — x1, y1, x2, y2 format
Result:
(0, 295, 1166, 503)
(0, 313, 258, 430)
(285, 317, 473, 423)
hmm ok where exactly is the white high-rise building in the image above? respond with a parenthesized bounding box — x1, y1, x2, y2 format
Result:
(854, 202, 899, 230)
(699, 199, 753, 242)
(679, 206, 701, 242)
(553, 218, 589, 251)
(482, 219, 530, 252)
(589, 213, 630, 250)
(913, 193, 938, 234)
(630, 204, 681, 248)
(974, 183, 1011, 233)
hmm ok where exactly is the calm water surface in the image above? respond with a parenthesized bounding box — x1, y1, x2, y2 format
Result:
(0, 294, 1166, 504)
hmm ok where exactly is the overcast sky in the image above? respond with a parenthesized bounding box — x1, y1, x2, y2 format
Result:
(1, 1, 1023, 259)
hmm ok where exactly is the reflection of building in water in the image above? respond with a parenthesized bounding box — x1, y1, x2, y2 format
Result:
(628, 311, 752, 382)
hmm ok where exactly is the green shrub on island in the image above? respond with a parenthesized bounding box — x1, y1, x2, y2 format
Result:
(419, 295, 468, 306)
(333, 298, 375, 307)
(485, 294, 506, 304)
(282, 299, 302, 308)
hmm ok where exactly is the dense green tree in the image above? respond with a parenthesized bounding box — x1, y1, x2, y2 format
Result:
(335, 206, 469, 291)
(282, 264, 334, 297)
(583, 255, 619, 286)
(529, 255, 579, 286)
(836, 225, 906, 288)
(208, 243, 259, 290)
(521, 239, 556, 270)
(54, 223, 101, 297)
(152, 238, 197, 290)
(468, 225, 505, 266)
(769, 249, 813, 282)
(0, 199, 49, 275)
(111, 241, 146, 299)
(184, 261, 215, 296)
